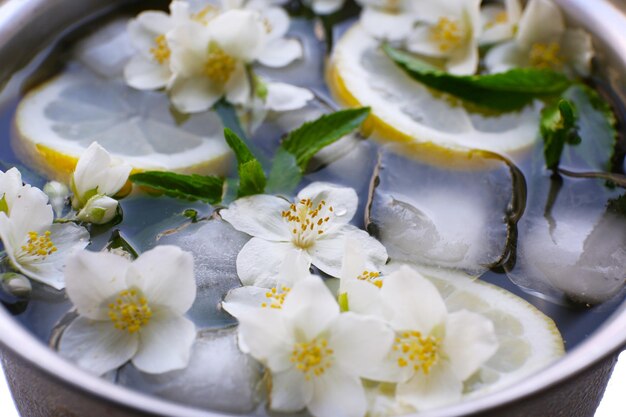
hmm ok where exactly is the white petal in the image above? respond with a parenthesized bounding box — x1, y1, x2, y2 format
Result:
(281, 276, 339, 341)
(65, 249, 131, 319)
(484, 41, 526, 73)
(258, 38, 303, 68)
(59, 317, 138, 376)
(343, 279, 384, 317)
(278, 247, 313, 287)
(311, 226, 387, 279)
(269, 369, 311, 412)
(126, 245, 196, 314)
(561, 28, 594, 77)
(360, 7, 415, 41)
(73, 142, 113, 197)
(297, 182, 358, 225)
(446, 40, 479, 75)
(7, 184, 52, 234)
(265, 82, 313, 112)
(225, 63, 251, 106)
(396, 363, 462, 411)
(125, 55, 171, 90)
(132, 311, 196, 374)
(136, 11, 174, 35)
(236, 238, 301, 287)
(379, 266, 446, 332)
(167, 22, 210, 77)
(339, 236, 367, 285)
(262, 7, 290, 40)
(516, 0, 564, 48)
(443, 310, 498, 381)
(168, 75, 223, 114)
(19, 222, 90, 290)
(209, 10, 266, 62)
(237, 307, 294, 372)
(328, 312, 394, 376)
(309, 367, 367, 417)
(310, 0, 345, 15)
(220, 194, 291, 241)
(222, 286, 269, 318)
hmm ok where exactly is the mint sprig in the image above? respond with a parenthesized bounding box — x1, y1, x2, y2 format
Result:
(224, 128, 267, 198)
(540, 99, 581, 170)
(383, 45, 571, 111)
(129, 171, 224, 204)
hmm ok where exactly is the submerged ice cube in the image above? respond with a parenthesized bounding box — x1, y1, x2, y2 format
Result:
(118, 327, 264, 413)
(154, 219, 250, 328)
(507, 178, 626, 304)
(367, 147, 513, 274)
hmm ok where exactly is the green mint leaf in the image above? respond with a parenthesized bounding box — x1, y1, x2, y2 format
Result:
(130, 171, 224, 204)
(224, 128, 267, 197)
(266, 148, 303, 194)
(383, 45, 571, 111)
(104, 230, 139, 260)
(540, 98, 581, 170)
(281, 107, 371, 171)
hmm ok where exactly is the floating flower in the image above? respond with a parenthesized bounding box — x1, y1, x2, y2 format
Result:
(59, 246, 197, 375)
(484, 0, 593, 77)
(220, 182, 388, 287)
(479, 0, 522, 45)
(0, 168, 89, 290)
(407, 0, 482, 75)
(367, 266, 498, 411)
(235, 276, 394, 417)
(166, 9, 268, 113)
(125, 0, 193, 90)
(355, 0, 418, 42)
(71, 142, 131, 222)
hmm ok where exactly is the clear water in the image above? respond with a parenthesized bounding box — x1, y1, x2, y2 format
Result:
(0, 1, 625, 414)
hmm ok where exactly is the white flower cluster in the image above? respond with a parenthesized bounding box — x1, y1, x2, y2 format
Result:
(124, 0, 313, 115)
(353, 0, 593, 77)
(221, 182, 499, 416)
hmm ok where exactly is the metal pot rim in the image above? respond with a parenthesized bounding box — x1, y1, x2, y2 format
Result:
(1, 0, 626, 416)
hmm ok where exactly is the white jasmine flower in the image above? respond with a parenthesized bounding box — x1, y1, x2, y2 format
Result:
(355, 0, 418, 41)
(235, 276, 394, 417)
(304, 0, 346, 15)
(59, 246, 197, 376)
(479, 0, 522, 45)
(220, 182, 388, 287)
(125, 0, 193, 90)
(76, 195, 119, 225)
(484, 0, 594, 77)
(367, 266, 498, 411)
(0, 171, 89, 290)
(408, 0, 482, 75)
(167, 9, 268, 113)
(43, 181, 70, 218)
(71, 142, 132, 211)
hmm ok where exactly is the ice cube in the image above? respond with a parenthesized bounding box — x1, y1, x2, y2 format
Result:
(154, 219, 250, 327)
(118, 327, 264, 413)
(367, 148, 512, 274)
(507, 179, 626, 304)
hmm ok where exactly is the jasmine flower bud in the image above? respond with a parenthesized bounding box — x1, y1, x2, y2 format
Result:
(76, 195, 119, 224)
(43, 181, 70, 217)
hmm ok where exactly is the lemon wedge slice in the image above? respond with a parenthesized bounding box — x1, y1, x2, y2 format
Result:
(418, 266, 565, 395)
(14, 70, 231, 181)
(329, 24, 541, 155)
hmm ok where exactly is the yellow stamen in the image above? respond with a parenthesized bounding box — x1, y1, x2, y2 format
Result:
(290, 338, 334, 381)
(357, 270, 383, 288)
(21, 231, 57, 258)
(430, 17, 464, 52)
(150, 35, 170, 65)
(281, 199, 335, 249)
(192, 5, 218, 24)
(262, 285, 291, 309)
(108, 288, 152, 333)
(529, 42, 563, 70)
(393, 331, 441, 375)
(204, 43, 237, 85)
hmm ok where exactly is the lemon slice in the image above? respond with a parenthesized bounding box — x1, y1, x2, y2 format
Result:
(416, 265, 565, 396)
(329, 24, 541, 155)
(14, 70, 231, 181)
